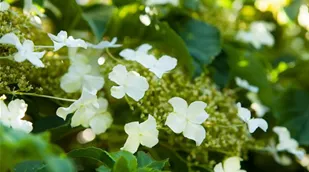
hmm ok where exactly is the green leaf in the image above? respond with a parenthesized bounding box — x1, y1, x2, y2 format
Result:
(82, 5, 115, 41)
(112, 157, 130, 172)
(137, 151, 153, 168)
(104, 4, 194, 75)
(177, 19, 221, 67)
(274, 89, 309, 145)
(97, 165, 112, 172)
(46, 157, 75, 172)
(111, 151, 137, 171)
(68, 147, 115, 168)
(284, 0, 302, 20)
(47, 0, 83, 32)
(14, 161, 46, 172)
(146, 159, 168, 170)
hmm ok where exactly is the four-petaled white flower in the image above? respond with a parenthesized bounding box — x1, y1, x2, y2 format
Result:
(273, 126, 306, 160)
(56, 89, 113, 134)
(48, 31, 88, 51)
(108, 64, 149, 101)
(0, 99, 33, 133)
(121, 115, 159, 153)
(214, 157, 246, 172)
(0, 33, 45, 67)
(145, 0, 179, 6)
(88, 37, 122, 49)
(237, 102, 268, 133)
(60, 55, 104, 94)
(165, 97, 209, 146)
(0, 1, 10, 12)
(235, 77, 259, 93)
(236, 21, 275, 49)
(120, 44, 177, 78)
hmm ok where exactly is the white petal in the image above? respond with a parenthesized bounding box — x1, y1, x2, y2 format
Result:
(187, 101, 209, 124)
(236, 103, 251, 123)
(140, 133, 159, 148)
(108, 64, 128, 85)
(10, 120, 33, 133)
(223, 157, 242, 172)
(89, 112, 113, 135)
(27, 52, 45, 67)
(67, 37, 87, 49)
(136, 54, 157, 69)
(0, 100, 9, 119)
(168, 97, 188, 114)
(247, 118, 268, 133)
(213, 163, 224, 172)
(90, 38, 121, 49)
(125, 72, 149, 101)
(183, 122, 206, 146)
(14, 52, 27, 62)
(165, 112, 186, 133)
(53, 42, 66, 51)
(0, 2, 10, 12)
(273, 126, 291, 142)
(140, 115, 159, 137)
(60, 73, 83, 93)
(71, 105, 96, 127)
(121, 135, 140, 154)
(83, 75, 104, 94)
(119, 49, 136, 61)
(7, 99, 27, 119)
(97, 98, 108, 113)
(111, 86, 126, 99)
(137, 44, 152, 53)
(289, 149, 305, 160)
(0, 33, 22, 47)
(149, 55, 177, 78)
(124, 121, 140, 135)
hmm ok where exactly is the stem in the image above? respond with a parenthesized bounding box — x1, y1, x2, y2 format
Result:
(125, 95, 134, 110)
(35, 45, 54, 49)
(0, 56, 13, 59)
(1, 92, 77, 102)
(106, 48, 123, 63)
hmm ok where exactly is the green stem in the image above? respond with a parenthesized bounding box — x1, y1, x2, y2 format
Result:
(1, 92, 76, 102)
(106, 48, 123, 63)
(35, 45, 54, 49)
(0, 56, 13, 59)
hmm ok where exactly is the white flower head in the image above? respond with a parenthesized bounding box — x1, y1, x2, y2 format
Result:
(108, 64, 149, 101)
(145, 0, 179, 6)
(0, 33, 45, 67)
(48, 31, 88, 51)
(60, 57, 104, 94)
(214, 157, 246, 172)
(56, 89, 99, 127)
(0, 1, 10, 12)
(0, 99, 33, 133)
(236, 102, 268, 133)
(121, 115, 159, 153)
(165, 97, 209, 146)
(235, 77, 259, 93)
(120, 44, 177, 78)
(88, 37, 122, 49)
(236, 21, 275, 49)
(273, 126, 306, 160)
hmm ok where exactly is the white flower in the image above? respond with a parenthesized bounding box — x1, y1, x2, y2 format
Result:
(88, 37, 121, 49)
(121, 115, 159, 153)
(120, 44, 177, 78)
(0, 99, 33, 133)
(120, 44, 152, 61)
(48, 31, 88, 51)
(60, 58, 104, 94)
(165, 97, 209, 146)
(247, 92, 269, 117)
(236, 102, 268, 133)
(23, 0, 44, 17)
(235, 77, 259, 93)
(236, 21, 275, 49)
(0, 33, 45, 67)
(108, 64, 149, 101)
(273, 126, 306, 160)
(145, 0, 179, 6)
(89, 98, 113, 135)
(56, 89, 98, 127)
(214, 157, 246, 172)
(0, 1, 10, 12)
